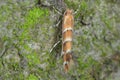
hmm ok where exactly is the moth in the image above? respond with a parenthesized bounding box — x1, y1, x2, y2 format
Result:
(62, 9, 74, 72)
(50, 9, 77, 72)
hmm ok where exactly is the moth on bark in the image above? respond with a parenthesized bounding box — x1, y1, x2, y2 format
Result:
(62, 9, 74, 72)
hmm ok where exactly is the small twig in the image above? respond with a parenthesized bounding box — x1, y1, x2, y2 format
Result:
(52, 6, 62, 15)
(52, 20, 61, 27)
(56, 20, 61, 26)
(50, 40, 61, 53)
(50, 20, 61, 28)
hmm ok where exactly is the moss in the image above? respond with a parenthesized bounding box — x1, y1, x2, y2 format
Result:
(64, 0, 79, 9)
(24, 7, 49, 27)
(19, 7, 49, 42)
(27, 74, 38, 80)
(26, 51, 40, 67)
(0, 5, 12, 21)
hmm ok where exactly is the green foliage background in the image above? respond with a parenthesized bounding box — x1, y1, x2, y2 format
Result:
(0, 0, 120, 80)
